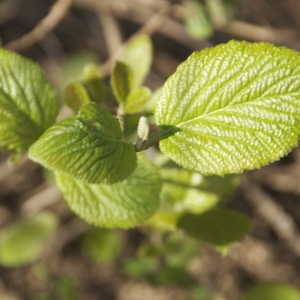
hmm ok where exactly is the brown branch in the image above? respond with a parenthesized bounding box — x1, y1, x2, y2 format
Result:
(21, 185, 62, 216)
(243, 179, 300, 257)
(96, 4, 123, 57)
(217, 20, 295, 43)
(100, 3, 170, 76)
(5, 0, 73, 51)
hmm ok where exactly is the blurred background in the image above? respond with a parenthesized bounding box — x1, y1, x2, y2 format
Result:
(1, 0, 300, 299)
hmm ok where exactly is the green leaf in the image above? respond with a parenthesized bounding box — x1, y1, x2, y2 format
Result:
(190, 286, 211, 300)
(160, 168, 239, 213)
(64, 81, 91, 113)
(162, 234, 199, 268)
(0, 49, 58, 153)
(156, 41, 300, 175)
(56, 154, 161, 228)
(82, 63, 111, 104)
(83, 63, 103, 79)
(121, 34, 153, 88)
(124, 86, 151, 114)
(157, 265, 191, 285)
(55, 277, 77, 300)
(111, 61, 133, 103)
(82, 228, 121, 264)
(7, 152, 24, 165)
(147, 211, 182, 231)
(0, 212, 58, 267)
(177, 208, 252, 246)
(123, 257, 158, 280)
(183, 0, 213, 39)
(148, 167, 239, 231)
(244, 282, 300, 300)
(123, 113, 141, 138)
(29, 103, 137, 184)
(206, 0, 228, 26)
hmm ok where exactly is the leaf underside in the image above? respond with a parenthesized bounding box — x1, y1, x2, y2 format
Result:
(29, 103, 137, 184)
(56, 154, 161, 229)
(155, 41, 300, 175)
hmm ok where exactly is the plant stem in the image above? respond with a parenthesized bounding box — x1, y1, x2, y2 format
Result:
(135, 125, 180, 152)
(117, 104, 124, 132)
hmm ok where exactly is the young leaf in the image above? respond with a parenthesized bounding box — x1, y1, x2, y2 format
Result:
(206, 0, 228, 27)
(83, 63, 103, 81)
(148, 172, 239, 231)
(64, 81, 91, 113)
(121, 34, 153, 88)
(29, 103, 137, 184)
(147, 211, 182, 231)
(0, 212, 58, 267)
(0, 49, 58, 153)
(123, 113, 141, 138)
(156, 41, 300, 175)
(183, 0, 213, 39)
(160, 168, 239, 213)
(177, 208, 252, 246)
(244, 282, 300, 300)
(124, 86, 151, 114)
(111, 61, 133, 104)
(137, 116, 150, 142)
(56, 154, 161, 229)
(83, 63, 112, 104)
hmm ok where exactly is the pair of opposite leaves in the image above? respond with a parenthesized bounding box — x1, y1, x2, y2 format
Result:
(0, 41, 299, 228)
(30, 40, 300, 185)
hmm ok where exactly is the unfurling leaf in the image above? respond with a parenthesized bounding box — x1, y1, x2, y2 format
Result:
(65, 81, 91, 113)
(29, 103, 136, 184)
(137, 116, 150, 142)
(156, 41, 300, 175)
(111, 61, 133, 104)
(121, 34, 153, 88)
(83, 63, 111, 104)
(56, 154, 161, 229)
